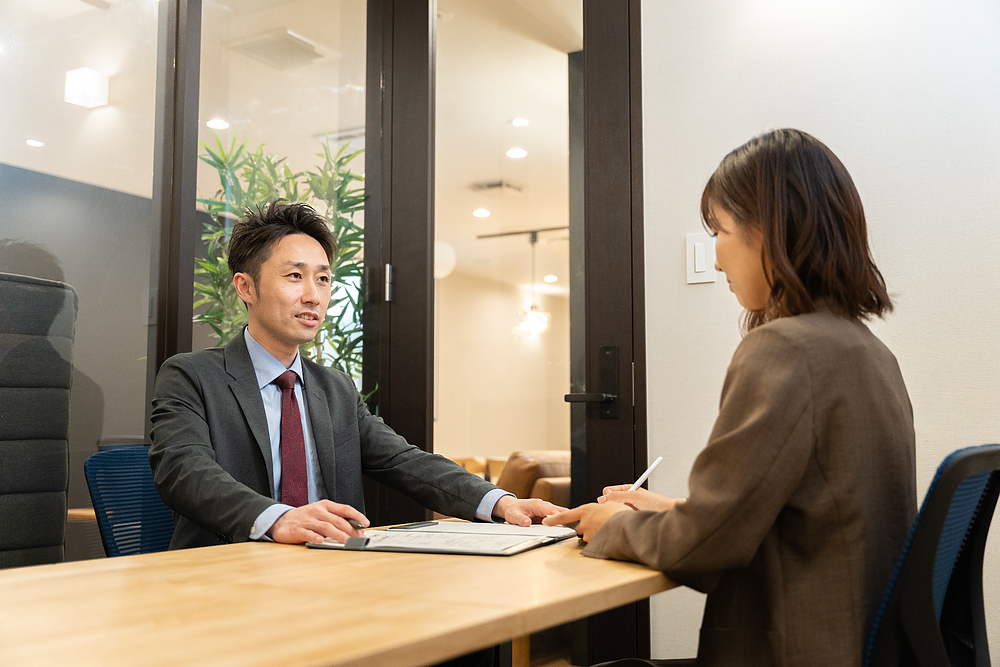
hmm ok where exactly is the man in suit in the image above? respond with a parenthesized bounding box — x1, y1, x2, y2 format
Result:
(149, 201, 559, 549)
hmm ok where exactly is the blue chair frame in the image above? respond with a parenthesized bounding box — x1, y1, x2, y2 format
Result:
(865, 444, 1000, 667)
(84, 446, 174, 557)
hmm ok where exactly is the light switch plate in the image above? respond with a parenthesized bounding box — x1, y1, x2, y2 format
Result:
(686, 232, 716, 284)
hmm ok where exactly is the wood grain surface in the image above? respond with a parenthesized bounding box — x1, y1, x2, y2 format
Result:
(0, 536, 673, 667)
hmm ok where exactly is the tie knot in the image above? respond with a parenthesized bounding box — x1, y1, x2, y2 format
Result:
(274, 370, 297, 392)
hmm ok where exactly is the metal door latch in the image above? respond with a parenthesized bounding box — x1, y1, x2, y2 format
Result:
(564, 345, 619, 419)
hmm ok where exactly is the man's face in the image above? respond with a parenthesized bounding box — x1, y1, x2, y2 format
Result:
(236, 233, 331, 363)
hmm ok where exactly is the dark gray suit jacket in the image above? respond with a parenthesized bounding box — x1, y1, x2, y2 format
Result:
(149, 332, 496, 549)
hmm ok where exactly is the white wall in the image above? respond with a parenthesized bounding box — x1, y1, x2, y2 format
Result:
(641, 0, 1000, 658)
(433, 271, 570, 461)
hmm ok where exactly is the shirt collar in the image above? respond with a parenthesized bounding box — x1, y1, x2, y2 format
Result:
(243, 327, 304, 390)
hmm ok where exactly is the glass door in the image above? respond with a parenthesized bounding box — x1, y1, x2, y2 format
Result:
(433, 0, 581, 489)
(433, 3, 646, 662)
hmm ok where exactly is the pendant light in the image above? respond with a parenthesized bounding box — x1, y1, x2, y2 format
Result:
(477, 226, 568, 336)
(517, 231, 549, 334)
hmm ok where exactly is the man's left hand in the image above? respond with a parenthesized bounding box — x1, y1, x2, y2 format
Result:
(493, 496, 565, 526)
(542, 501, 630, 542)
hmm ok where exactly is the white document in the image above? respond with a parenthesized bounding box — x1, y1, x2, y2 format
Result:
(306, 520, 577, 557)
(396, 521, 576, 538)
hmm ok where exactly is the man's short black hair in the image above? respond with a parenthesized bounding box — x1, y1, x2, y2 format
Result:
(227, 200, 337, 290)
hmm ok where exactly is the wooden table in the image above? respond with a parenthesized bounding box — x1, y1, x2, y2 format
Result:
(67, 507, 97, 522)
(0, 537, 674, 667)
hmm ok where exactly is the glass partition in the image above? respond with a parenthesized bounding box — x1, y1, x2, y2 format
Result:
(0, 0, 161, 560)
(194, 0, 366, 386)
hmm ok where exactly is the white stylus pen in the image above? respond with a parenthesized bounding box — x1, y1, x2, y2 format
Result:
(628, 456, 663, 492)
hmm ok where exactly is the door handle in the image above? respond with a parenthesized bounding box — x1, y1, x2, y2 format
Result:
(564, 393, 616, 403)
(563, 345, 619, 419)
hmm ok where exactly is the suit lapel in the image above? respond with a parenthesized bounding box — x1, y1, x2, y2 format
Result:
(224, 332, 275, 496)
(303, 362, 337, 500)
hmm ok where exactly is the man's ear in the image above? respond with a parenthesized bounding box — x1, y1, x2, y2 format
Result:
(233, 272, 255, 306)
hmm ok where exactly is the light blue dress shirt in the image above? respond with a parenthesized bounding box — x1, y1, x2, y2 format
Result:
(245, 328, 509, 539)
(246, 329, 321, 539)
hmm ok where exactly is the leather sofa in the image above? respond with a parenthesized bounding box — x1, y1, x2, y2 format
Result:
(494, 450, 571, 508)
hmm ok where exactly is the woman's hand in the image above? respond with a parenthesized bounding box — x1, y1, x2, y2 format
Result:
(542, 501, 631, 542)
(598, 484, 679, 512)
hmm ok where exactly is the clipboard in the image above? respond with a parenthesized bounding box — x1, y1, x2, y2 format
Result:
(305, 520, 577, 557)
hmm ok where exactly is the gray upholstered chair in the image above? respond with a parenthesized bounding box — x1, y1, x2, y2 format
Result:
(0, 272, 78, 568)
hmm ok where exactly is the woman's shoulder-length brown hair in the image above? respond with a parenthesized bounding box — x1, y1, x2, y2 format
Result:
(701, 128, 892, 331)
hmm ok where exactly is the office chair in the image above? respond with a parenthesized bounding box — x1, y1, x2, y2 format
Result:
(0, 272, 78, 568)
(84, 446, 175, 557)
(865, 443, 1000, 667)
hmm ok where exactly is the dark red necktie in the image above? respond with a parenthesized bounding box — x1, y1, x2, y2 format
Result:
(274, 370, 307, 507)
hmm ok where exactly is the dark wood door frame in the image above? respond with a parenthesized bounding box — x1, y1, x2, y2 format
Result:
(362, 0, 438, 526)
(577, 0, 647, 518)
(147, 0, 202, 434)
(572, 1, 649, 663)
(151, 0, 202, 368)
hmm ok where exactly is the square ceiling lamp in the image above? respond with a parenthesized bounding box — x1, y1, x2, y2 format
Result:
(65, 67, 109, 108)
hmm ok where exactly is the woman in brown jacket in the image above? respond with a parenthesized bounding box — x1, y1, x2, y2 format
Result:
(545, 129, 917, 666)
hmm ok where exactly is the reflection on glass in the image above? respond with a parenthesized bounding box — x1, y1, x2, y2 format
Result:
(194, 0, 366, 386)
(434, 1, 581, 468)
(0, 0, 160, 561)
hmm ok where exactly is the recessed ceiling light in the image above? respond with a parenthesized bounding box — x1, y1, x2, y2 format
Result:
(506, 147, 527, 159)
(543, 275, 557, 283)
(511, 118, 529, 127)
(206, 118, 230, 130)
(473, 208, 491, 218)
(26, 139, 44, 147)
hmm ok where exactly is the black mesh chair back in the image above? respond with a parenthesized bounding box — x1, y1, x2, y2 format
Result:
(84, 446, 174, 557)
(864, 444, 1000, 667)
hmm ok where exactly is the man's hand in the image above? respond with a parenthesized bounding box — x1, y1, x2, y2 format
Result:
(492, 495, 565, 527)
(269, 500, 370, 545)
(597, 484, 679, 512)
(542, 501, 630, 542)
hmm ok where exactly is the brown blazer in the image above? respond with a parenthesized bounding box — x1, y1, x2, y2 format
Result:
(584, 308, 916, 666)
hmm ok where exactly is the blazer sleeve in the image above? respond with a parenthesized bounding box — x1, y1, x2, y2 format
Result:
(148, 355, 276, 543)
(352, 392, 499, 520)
(582, 326, 815, 592)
